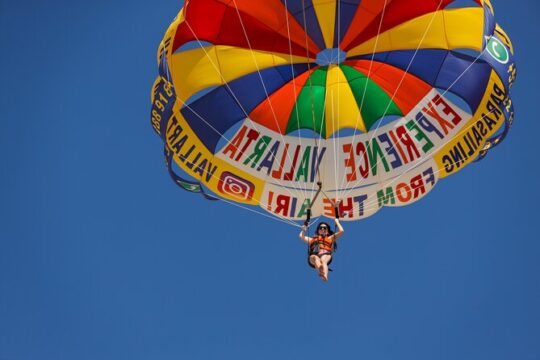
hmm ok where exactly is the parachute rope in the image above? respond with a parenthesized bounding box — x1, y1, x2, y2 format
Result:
(340, 0, 445, 200)
(300, 0, 323, 191)
(282, 0, 311, 200)
(337, 0, 389, 201)
(180, 18, 307, 202)
(342, 42, 493, 205)
(333, 0, 342, 202)
(218, 194, 302, 228)
(231, 0, 312, 200)
(356, 105, 503, 213)
(172, 93, 307, 206)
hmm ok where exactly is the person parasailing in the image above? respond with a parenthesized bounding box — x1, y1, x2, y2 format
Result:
(299, 211, 344, 282)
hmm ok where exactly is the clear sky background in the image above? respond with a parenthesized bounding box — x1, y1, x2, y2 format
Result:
(1, 1, 539, 359)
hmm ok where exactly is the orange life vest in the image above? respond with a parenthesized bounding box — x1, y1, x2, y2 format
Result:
(309, 235, 334, 254)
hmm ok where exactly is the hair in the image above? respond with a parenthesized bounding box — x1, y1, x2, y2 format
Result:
(316, 222, 334, 236)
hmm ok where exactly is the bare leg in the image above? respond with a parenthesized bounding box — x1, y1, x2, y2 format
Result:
(319, 254, 332, 282)
(309, 255, 323, 278)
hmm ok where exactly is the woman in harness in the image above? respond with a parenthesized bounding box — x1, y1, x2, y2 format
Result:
(299, 218, 344, 282)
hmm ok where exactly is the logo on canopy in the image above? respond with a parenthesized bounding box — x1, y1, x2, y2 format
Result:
(486, 37, 509, 64)
(218, 171, 255, 201)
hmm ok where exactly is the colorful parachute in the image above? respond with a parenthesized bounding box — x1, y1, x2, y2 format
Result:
(151, 0, 516, 221)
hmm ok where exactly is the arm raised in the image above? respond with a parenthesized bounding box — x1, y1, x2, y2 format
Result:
(333, 218, 344, 241)
(299, 225, 311, 243)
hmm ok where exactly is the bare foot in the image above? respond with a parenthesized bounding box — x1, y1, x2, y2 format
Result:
(318, 267, 328, 282)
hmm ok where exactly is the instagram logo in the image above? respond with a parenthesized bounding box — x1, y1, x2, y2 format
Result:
(218, 171, 255, 200)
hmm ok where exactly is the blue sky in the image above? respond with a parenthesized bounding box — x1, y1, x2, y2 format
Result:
(1, 1, 539, 359)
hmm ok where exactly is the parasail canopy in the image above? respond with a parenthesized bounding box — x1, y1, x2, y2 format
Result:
(151, 0, 516, 223)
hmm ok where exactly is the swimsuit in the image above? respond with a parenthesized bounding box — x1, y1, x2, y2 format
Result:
(307, 236, 334, 268)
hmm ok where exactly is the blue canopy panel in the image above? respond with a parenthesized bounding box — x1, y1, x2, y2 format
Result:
(350, 49, 492, 113)
(333, 0, 362, 48)
(180, 63, 311, 152)
(280, 0, 327, 51)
